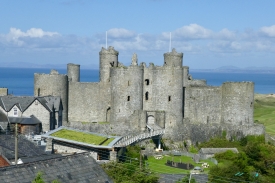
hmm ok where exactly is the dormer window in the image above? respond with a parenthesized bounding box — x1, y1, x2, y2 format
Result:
(13, 107, 18, 117)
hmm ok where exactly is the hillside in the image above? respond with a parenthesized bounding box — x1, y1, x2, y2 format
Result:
(254, 94, 275, 135)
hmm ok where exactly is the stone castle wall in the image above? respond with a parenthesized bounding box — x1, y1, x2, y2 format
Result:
(32, 46, 263, 143)
(34, 70, 68, 122)
(184, 86, 222, 124)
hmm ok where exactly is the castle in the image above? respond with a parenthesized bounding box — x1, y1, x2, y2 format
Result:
(33, 46, 264, 142)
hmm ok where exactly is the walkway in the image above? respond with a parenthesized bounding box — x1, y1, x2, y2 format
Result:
(113, 125, 165, 147)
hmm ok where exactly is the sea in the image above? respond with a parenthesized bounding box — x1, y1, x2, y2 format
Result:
(0, 67, 274, 96)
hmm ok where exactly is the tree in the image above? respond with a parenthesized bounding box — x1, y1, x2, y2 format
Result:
(32, 172, 60, 183)
(176, 174, 196, 183)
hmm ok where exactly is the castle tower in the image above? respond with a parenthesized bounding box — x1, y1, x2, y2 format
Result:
(110, 60, 144, 123)
(221, 82, 254, 125)
(34, 70, 68, 122)
(99, 46, 119, 82)
(67, 63, 80, 82)
(163, 48, 183, 67)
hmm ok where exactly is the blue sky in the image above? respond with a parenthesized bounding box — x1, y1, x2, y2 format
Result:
(0, 0, 275, 69)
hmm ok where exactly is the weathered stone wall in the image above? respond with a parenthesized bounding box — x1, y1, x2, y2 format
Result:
(67, 63, 80, 82)
(110, 66, 144, 123)
(221, 82, 254, 125)
(170, 119, 265, 143)
(184, 86, 222, 124)
(68, 82, 103, 122)
(163, 48, 183, 67)
(188, 79, 207, 87)
(182, 66, 189, 87)
(0, 88, 8, 96)
(34, 70, 68, 122)
(152, 67, 183, 133)
(129, 110, 147, 131)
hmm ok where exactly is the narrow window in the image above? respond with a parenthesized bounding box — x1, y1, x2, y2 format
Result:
(127, 96, 130, 101)
(145, 79, 150, 85)
(128, 81, 130, 86)
(37, 88, 40, 96)
(145, 92, 149, 100)
(168, 96, 171, 101)
(13, 107, 18, 116)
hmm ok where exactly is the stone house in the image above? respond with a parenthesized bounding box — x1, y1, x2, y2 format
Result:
(0, 95, 63, 132)
(199, 148, 239, 159)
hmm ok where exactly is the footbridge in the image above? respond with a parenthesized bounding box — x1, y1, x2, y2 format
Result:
(113, 125, 165, 147)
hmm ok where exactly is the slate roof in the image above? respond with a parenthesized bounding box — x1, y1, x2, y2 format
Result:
(199, 148, 239, 154)
(0, 134, 47, 160)
(0, 152, 113, 183)
(9, 115, 41, 125)
(19, 154, 62, 164)
(0, 96, 61, 113)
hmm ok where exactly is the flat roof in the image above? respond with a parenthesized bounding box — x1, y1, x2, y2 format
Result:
(42, 126, 122, 149)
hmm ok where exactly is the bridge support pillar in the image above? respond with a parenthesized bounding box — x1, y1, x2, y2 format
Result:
(110, 150, 117, 161)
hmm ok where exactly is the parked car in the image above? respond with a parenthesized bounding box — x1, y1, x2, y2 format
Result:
(191, 166, 204, 174)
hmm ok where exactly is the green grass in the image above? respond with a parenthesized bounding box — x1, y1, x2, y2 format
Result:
(145, 155, 215, 174)
(51, 129, 114, 145)
(98, 121, 110, 124)
(254, 94, 275, 135)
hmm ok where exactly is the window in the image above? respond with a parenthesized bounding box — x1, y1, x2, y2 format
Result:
(128, 81, 130, 86)
(127, 96, 130, 101)
(13, 107, 18, 116)
(145, 79, 150, 85)
(168, 96, 171, 101)
(145, 92, 149, 100)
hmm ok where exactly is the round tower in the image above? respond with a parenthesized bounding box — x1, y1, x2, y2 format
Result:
(67, 63, 80, 82)
(34, 70, 68, 122)
(99, 46, 119, 82)
(164, 48, 183, 67)
(221, 82, 254, 125)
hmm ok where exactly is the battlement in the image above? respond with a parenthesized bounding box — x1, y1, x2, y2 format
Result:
(99, 46, 119, 55)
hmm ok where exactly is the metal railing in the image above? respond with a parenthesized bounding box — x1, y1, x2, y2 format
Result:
(114, 129, 165, 147)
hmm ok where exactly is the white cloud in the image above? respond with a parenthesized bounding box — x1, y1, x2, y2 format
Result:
(107, 28, 136, 39)
(162, 24, 213, 40)
(1, 25, 275, 66)
(216, 29, 236, 40)
(2, 28, 59, 47)
(260, 25, 275, 37)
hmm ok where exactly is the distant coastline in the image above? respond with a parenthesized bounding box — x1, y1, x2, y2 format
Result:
(1, 64, 275, 74)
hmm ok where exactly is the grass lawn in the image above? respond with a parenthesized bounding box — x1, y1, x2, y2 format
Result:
(254, 94, 275, 135)
(145, 155, 215, 174)
(51, 129, 114, 145)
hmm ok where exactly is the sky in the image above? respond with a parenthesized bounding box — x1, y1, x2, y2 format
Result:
(0, 0, 275, 69)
